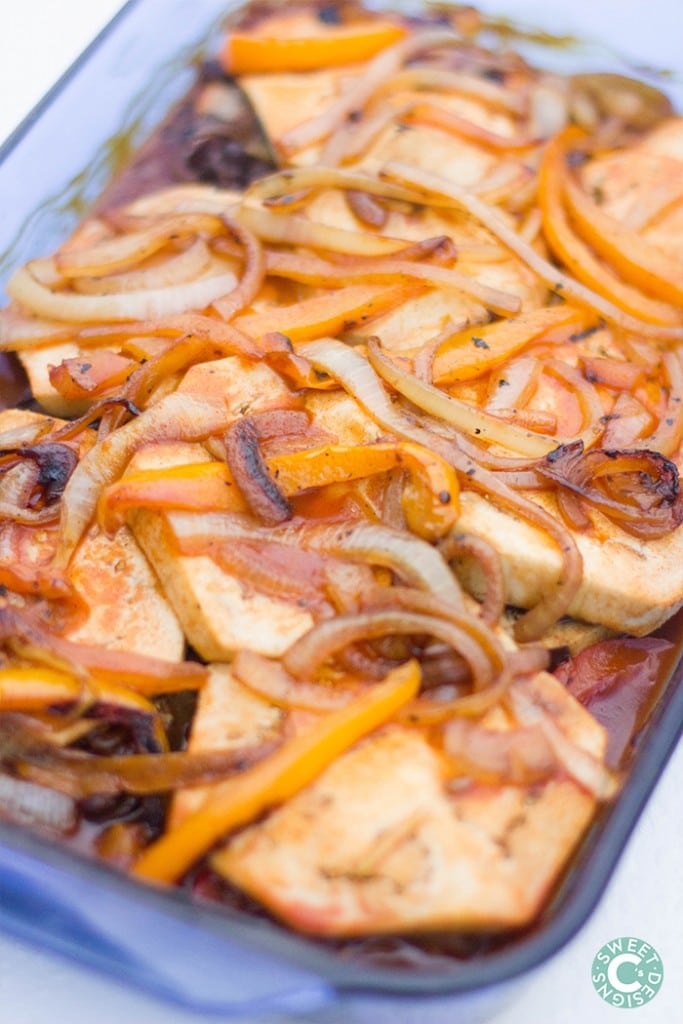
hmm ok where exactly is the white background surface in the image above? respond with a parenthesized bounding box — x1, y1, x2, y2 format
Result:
(0, 2, 681, 1022)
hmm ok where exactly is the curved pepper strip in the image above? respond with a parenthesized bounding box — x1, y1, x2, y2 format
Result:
(233, 282, 419, 341)
(432, 304, 587, 385)
(563, 169, 683, 308)
(132, 659, 420, 884)
(539, 127, 682, 327)
(271, 441, 460, 540)
(222, 21, 407, 74)
(98, 441, 460, 540)
(0, 666, 168, 750)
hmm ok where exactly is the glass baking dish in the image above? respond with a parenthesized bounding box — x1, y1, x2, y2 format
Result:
(0, 0, 682, 1017)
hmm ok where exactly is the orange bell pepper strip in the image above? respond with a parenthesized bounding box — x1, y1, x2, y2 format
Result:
(0, 665, 160, 715)
(222, 20, 407, 75)
(49, 351, 137, 400)
(98, 441, 460, 541)
(233, 283, 418, 342)
(132, 659, 420, 884)
(539, 128, 682, 327)
(432, 305, 587, 385)
(562, 171, 683, 307)
(97, 463, 248, 533)
(271, 442, 460, 540)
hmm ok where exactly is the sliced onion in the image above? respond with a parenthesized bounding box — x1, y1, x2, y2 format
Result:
(76, 312, 261, 358)
(233, 649, 357, 711)
(0, 308, 73, 350)
(211, 217, 265, 321)
(359, 585, 506, 685)
(634, 350, 683, 457)
(10, 734, 277, 798)
(246, 167, 422, 207)
(267, 251, 520, 314)
(72, 239, 212, 295)
(382, 160, 683, 342)
(0, 422, 51, 450)
(0, 501, 57, 525)
(282, 610, 499, 690)
(321, 103, 413, 167)
(55, 213, 227, 278)
(346, 190, 388, 228)
(0, 606, 208, 695)
(0, 443, 78, 502)
(485, 356, 538, 413)
(443, 717, 557, 785)
(0, 461, 39, 510)
(238, 203, 406, 256)
(225, 418, 292, 525)
(0, 772, 75, 835)
(55, 393, 231, 567)
(7, 263, 237, 324)
(208, 539, 329, 608)
(602, 393, 653, 448)
(367, 340, 557, 456)
(542, 358, 605, 449)
(438, 532, 505, 625)
(508, 681, 617, 799)
(405, 103, 539, 152)
(300, 338, 554, 457)
(381, 66, 526, 114)
(279, 29, 463, 153)
(167, 512, 464, 608)
(535, 441, 683, 539)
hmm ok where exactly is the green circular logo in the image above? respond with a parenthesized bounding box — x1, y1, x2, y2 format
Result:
(592, 937, 663, 1008)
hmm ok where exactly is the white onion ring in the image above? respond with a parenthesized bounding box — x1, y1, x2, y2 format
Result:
(55, 393, 230, 567)
(72, 239, 212, 295)
(281, 610, 497, 689)
(7, 264, 237, 324)
(55, 213, 226, 278)
(238, 204, 406, 256)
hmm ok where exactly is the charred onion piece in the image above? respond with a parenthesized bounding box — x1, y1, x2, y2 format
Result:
(1, 718, 279, 798)
(536, 441, 683, 539)
(0, 444, 78, 505)
(225, 418, 293, 525)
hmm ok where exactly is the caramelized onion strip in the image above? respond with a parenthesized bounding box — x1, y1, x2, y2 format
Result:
(211, 217, 265, 321)
(282, 610, 498, 690)
(169, 512, 465, 608)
